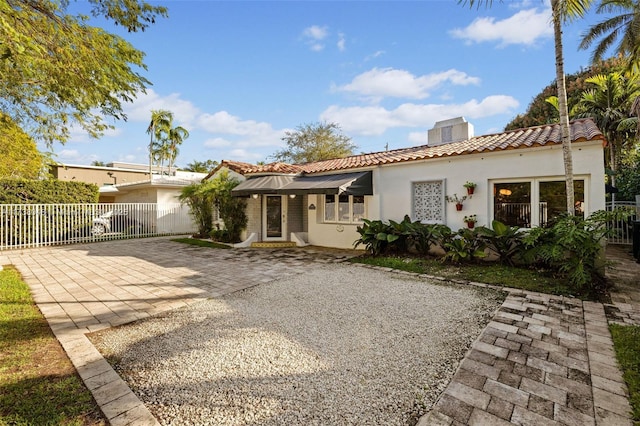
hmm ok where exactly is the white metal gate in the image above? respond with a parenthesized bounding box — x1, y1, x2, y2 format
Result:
(606, 201, 638, 245)
(0, 203, 196, 250)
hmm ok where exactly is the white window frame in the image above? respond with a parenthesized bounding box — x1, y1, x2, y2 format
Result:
(322, 194, 366, 224)
(412, 179, 446, 224)
(491, 177, 588, 228)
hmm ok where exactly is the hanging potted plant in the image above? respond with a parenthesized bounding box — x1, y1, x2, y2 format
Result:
(445, 194, 467, 211)
(463, 181, 477, 195)
(464, 214, 477, 229)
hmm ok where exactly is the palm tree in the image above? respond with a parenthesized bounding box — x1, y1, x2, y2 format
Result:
(579, 0, 640, 70)
(461, 0, 593, 214)
(146, 110, 172, 177)
(572, 71, 640, 201)
(167, 125, 189, 175)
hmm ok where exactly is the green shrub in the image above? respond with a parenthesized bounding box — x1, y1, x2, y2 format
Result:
(0, 179, 98, 204)
(442, 228, 487, 263)
(476, 220, 525, 266)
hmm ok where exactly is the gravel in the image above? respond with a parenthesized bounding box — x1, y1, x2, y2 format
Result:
(89, 263, 504, 425)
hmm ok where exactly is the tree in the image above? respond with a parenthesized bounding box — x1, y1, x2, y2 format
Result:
(462, 0, 593, 215)
(506, 57, 628, 130)
(179, 181, 215, 237)
(146, 110, 172, 175)
(271, 122, 356, 164)
(572, 71, 639, 197)
(0, 114, 44, 179)
(167, 125, 190, 175)
(184, 160, 219, 173)
(1, 0, 167, 146)
(91, 161, 106, 167)
(579, 0, 640, 70)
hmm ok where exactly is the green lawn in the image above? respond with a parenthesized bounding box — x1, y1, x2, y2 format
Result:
(0, 266, 105, 425)
(610, 324, 640, 424)
(171, 237, 231, 249)
(350, 255, 576, 297)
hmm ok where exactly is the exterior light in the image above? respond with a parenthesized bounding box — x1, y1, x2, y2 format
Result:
(289, 194, 296, 199)
(252, 194, 259, 199)
(499, 189, 512, 196)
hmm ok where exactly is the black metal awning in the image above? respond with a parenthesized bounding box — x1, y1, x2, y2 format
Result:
(231, 171, 373, 197)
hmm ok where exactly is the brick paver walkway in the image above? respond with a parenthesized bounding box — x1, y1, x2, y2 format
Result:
(418, 292, 633, 425)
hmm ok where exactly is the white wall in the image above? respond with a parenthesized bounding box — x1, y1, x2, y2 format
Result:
(304, 141, 605, 249)
(375, 141, 605, 229)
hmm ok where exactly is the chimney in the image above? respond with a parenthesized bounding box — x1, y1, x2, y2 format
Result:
(427, 117, 474, 146)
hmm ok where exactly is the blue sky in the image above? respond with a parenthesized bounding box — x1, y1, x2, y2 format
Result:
(47, 0, 611, 168)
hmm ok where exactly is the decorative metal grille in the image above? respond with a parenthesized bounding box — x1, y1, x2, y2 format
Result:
(413, 181, 444, 222)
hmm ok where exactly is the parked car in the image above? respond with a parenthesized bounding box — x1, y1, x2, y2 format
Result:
(91, 210, 145, 236)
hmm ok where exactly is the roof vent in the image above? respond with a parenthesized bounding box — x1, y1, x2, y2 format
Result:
(427, 117, 474, 146)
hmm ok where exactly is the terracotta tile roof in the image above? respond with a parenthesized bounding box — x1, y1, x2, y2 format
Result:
(299, 118, 605, 174)
(203, 160, 257, 180)
(212, 118, 604, 177)
(243, 162, 305, 175)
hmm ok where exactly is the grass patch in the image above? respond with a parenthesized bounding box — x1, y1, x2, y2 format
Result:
(350, 255, 575, 296)
(610, 324, 640, 423)
(0, 266, 105, 425)
(171, 238, 231, 249)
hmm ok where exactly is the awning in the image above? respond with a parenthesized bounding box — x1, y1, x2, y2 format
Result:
(232, 171, 373, 197)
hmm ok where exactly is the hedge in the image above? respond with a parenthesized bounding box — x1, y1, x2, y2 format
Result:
(0, 179, 99, 204)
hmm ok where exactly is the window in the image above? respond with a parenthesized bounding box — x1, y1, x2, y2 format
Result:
(413, 180, 445, 223)
(493, 179, 585, 228)
(323, 194, 365, 223)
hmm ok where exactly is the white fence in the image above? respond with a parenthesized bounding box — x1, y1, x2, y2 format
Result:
(606, 201, 639, 245)
(0, 203, 197, 250)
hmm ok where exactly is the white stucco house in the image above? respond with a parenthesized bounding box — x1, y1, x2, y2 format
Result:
(206, 117, 606, 249)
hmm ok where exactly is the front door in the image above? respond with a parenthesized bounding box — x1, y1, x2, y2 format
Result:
(263, 195, 287, 241)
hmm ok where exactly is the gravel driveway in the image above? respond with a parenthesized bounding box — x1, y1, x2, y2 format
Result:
(89, 263, 503, 425)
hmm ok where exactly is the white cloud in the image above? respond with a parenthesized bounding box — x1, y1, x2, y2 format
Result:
(227, 148, 267, 163)
(302, 25, 329, 51)
(203, 137, 232, 148)
(320, 95, 519, 136)
(337, 32, 346, 51)
(57, 149, 99, 164)
(450, 7, 552, 47)
(408, 131, 427, 145)
(365, 50, 385, 61)
(67, 123, 123, 144)
(123, 89, 201, 127)
(334, 68, 480, 101)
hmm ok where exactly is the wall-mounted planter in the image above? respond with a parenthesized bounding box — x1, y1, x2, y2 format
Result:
(455, 203, 463, 211)
(464, 181, 477, 196)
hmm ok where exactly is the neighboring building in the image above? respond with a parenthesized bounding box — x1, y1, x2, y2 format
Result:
(209, 117, 606, 249)
(50, 162, 205, 203)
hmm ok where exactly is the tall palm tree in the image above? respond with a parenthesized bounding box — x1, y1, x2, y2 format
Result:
(146, 109, 172, 177)
(167, 125, 189, 175)
(579, 0, 640, 70)
(572, 71, 640, 200)
(461, 0, 593, 214)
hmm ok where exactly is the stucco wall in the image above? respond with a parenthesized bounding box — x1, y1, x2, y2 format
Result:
(113, 188, 157, 203)
(244, 197, 261, 240)
(304, 141, 604, 249)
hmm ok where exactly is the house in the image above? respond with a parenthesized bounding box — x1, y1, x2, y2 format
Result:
(51, 162, 205, 203)
(209, 117, 606, 249)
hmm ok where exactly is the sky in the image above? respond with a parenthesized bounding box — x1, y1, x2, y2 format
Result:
(44, 0, 615, 169)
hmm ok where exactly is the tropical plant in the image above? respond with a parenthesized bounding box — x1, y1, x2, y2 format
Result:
(463, 181, 477, 189)
(409, 222, 451, 255)
(167, 125, 190, 174)
(522, 209, 632, 292)
(572, 71, 639, 196)
(579, 0, 640, 70)
(184, 159, 219, 173)
(178, 181, 215, 237)
(207, 170, 247, 243)
(147, 110, 172, 175)
(476, 220, 525, 266)
(442, 229, 487, 264)
(354, 219, 399, 255)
